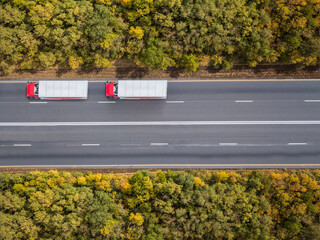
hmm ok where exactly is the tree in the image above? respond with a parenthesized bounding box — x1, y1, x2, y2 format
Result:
(38, 52, 56, 67)
(181, 54, 199, 72)
(138, 40, 175, 71)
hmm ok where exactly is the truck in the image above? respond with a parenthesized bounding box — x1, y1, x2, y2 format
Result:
(26, 81, 88, 100)
(106, 80, 167, 100)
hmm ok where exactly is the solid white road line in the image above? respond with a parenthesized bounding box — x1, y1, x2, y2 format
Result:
(98, 101, 116, 104)
(13, 144, 31, 147)
(1, 121, 320, 127)
(304, 100, 320, 102)
(29, 102, 47, 104)
(166, 101, 184, 103)
(288, 143, 307, 145)
(150, 143, 168, 146)
(81, 144, 100, 146)
(235, 100, 253, 103)
(219, 143, 238, 146)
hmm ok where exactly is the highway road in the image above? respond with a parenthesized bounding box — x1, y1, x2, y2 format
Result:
(0, 79, 320, 168)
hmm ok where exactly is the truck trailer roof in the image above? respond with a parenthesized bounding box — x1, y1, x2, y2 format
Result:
(117, 80, 167, 99)
(38, 81, 88, 99)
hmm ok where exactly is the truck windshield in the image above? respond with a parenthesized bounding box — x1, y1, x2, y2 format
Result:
(114, 83, 118, 95)
(34, 83, 39, 95)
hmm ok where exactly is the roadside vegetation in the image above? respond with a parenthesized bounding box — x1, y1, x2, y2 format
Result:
(0, 0, 319, 74)
(0, 169, 319, 239)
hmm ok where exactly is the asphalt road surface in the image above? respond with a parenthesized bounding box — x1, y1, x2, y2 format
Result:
(0, 79, 320, 168)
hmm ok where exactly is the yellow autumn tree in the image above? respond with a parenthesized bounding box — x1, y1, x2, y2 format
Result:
(95, 0, 112, 5)
(129, 213, 144, 226)
(120, 0, 131, 7)
(129, 26, 144, 39)
(194, 177, 205, 187)
(121, 180, 132, 194)
(68, 56, 83, 69)
(77, 176, 87, 185)
(216, 171, 229, 183)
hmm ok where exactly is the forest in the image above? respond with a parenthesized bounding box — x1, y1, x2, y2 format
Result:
(0, 0, 319, 74)
(0, 169, 319, 239)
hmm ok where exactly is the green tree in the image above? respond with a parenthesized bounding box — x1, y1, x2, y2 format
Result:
(138, 40, 175, 71)
(181, 54, 199, 72)
(38, 52, 56, 67)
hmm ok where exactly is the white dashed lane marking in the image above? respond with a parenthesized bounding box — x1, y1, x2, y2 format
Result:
(288, 143, 307, 145)
(150, 143, 169, 146)
(235, 100, 253, 103)
(219, 143, 238, 146)
(166, 101, 184, 103)
(304, 100, 320, 102)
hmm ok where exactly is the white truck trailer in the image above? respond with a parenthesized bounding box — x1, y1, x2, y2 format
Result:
(27, 81, 88, 100)
(106, 80, 167, 99)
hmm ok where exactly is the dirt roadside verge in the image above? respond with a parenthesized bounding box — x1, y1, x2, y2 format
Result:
(1, 60, 319, 79)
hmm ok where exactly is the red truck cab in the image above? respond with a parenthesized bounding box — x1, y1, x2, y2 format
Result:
(26, 82, 39, 99)
(106, 82, 118, 99)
